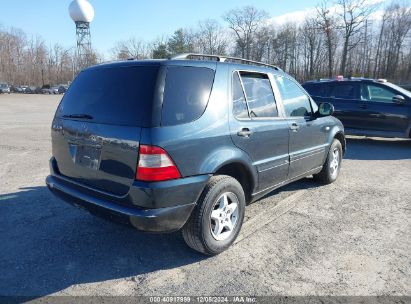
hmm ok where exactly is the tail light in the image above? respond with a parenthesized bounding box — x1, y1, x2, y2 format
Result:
(136, 145, 181, 182)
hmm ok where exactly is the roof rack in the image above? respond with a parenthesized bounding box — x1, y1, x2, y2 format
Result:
(170, 53, 281, 70)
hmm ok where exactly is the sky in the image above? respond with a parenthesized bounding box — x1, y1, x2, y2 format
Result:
(0, 0, 384, 57)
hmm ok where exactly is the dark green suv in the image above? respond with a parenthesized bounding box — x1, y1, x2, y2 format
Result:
(47, 54, 345, 255)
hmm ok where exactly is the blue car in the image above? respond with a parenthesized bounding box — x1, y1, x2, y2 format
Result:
(303, 78, 411, 138)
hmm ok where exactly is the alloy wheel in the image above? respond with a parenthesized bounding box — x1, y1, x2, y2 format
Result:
(210, 192, 239, 241)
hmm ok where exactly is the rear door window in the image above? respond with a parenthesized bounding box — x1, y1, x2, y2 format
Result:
(305, 83, 331, 97)
(318, 84, 331, 97)
(330, 83, 358, 99)
(57, 66, 159, 126)
(303, 84, 322, 96)
(239, 72, 278, 118)
(161, 66, 215, 126)
(302, 84, 317, 96)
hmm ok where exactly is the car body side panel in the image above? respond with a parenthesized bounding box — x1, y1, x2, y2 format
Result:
(286, 116, 329, 179)
(273, 78, 330, 180)
(229, 118, 290, 191)
(199, 147, 259, 189)
(360, 101, 410, 133)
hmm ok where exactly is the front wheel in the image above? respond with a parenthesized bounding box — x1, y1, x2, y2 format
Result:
(182, 175, 245, 255)
(314, 139, 343, 184)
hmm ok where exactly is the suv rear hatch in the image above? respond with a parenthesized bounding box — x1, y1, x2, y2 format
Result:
(51, 64, 160, 196)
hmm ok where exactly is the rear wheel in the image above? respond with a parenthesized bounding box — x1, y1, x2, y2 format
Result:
(182, 175, 245, 255)
(314, 139, 342, 184)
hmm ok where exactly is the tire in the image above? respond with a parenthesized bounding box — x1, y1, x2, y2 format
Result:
(182, 175, 245, 255)
(314, 139, 343, 184)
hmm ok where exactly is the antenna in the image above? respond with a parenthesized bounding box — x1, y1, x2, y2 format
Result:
(68, 0, 95, 69)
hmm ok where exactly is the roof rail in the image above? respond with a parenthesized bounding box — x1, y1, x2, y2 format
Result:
(170, 53, 280, 70)
(171, 53, 222, 61)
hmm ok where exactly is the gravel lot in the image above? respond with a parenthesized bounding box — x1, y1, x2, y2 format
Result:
(0, 93, 410, 298)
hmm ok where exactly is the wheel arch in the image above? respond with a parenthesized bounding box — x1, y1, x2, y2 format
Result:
(215, 162, 255, 203)
(407, 124, 411, 138)
(328, 125, 346, 155)
(199, 147, 258, 203)
(334, 131, 346, 154)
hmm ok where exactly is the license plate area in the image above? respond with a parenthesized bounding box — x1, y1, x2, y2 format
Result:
(72, 144, 102, 170)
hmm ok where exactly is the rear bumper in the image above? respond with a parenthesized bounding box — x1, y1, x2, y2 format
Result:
(46, 159, 209, 233)
(46, 175, 195, 232)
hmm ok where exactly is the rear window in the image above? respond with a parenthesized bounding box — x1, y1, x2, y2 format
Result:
(161, 66, 215, 126)
(56, 66, 159, 126)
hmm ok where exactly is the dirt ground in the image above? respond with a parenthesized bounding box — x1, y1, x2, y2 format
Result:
(0, 93, 410, 298)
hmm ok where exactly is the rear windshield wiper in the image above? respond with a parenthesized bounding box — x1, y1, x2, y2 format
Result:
(62, 114, 93, 120)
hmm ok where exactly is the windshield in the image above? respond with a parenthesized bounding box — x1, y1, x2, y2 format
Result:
(385, 82, 411, 98)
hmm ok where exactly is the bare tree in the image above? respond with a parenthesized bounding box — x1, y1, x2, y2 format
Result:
(316, 1, 339, 78)
(194, 19, 228, 55)
(300, 17, 324, 80)
(336, 0, 377, 75)
(383, 3, 411, 78)
(111, 38, 151, 60)
(251, 25, 271, 62)
(223, 6, 268, 59)
(0, 26, 84, 86)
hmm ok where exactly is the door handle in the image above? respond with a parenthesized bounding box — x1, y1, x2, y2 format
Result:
(359, 104, 367, 109)
(290, 122, 300, 131)
(237, 128, 252, 137)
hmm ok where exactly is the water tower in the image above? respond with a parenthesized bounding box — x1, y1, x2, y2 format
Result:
(68, 0, 95, 68)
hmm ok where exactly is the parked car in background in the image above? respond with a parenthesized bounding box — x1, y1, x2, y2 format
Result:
(42, 85, 61, 94)
(33, 87, 43, 94)
(58, 85, 68, 94)
(303, 78, 411, 139)
(10, 85, 23, 93)
(41, 85, 51, 94)
(6, 84, 69, 94)
(21, 86, 30, 93)
(46, 54, 345, 255)
(0, 83, 11, 94)
(50, 86, 60, 94)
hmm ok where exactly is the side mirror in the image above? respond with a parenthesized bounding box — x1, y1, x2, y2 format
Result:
(318, 102, 334, 117)
(393, 95, 406, 104)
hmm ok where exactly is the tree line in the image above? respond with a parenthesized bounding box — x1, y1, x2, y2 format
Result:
(1, 0, 410, 87)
